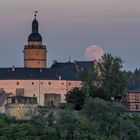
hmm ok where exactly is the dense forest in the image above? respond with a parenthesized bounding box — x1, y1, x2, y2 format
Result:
(0, 97, 140, 140)
(0, 54, 140, 140)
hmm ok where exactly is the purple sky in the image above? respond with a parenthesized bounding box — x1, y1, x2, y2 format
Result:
(0, 0, 140, 70)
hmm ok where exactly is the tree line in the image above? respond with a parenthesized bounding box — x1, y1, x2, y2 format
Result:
(0, 97, 140, 140)
(126, 68, 140, 91)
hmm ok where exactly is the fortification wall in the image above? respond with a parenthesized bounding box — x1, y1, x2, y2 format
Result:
(6, 104, 38, 120)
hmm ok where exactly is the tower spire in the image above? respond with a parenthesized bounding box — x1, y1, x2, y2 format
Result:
(34, 11, 38, 19)
(32, 11, 39, 33)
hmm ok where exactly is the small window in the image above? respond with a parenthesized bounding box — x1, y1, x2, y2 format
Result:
(136, 104, 139, 110)
(40, 82, 43, 85)
(48, 82, 51, 85)
(62, 82, 64, 85)
(69, 82, 71, 85)
(16, 82, 19, 85)
(32, 82, 34, 85)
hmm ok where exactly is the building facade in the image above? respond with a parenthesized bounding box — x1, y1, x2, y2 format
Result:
(122, 91, 140, 112)
(0, 14, 94, 107)
(0, 60, 94, 106)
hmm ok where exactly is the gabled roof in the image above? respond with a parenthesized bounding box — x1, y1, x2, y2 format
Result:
(0, 61, 94, 80)
(0, 68, 78, 80)
(51, 61, 94, 70)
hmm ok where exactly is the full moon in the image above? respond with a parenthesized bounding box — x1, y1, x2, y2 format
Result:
(85, 45, 104, 61)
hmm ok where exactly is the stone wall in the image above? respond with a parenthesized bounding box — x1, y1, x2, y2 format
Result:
(6, 104, 38, 120)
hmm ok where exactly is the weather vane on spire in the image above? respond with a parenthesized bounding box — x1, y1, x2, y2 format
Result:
(34, 11, 38, 19)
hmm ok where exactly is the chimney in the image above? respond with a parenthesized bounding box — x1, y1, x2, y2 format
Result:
(58, 75, 61, 80)
(12, 65, 15, 72)
(40, 68, 42, 72)
(74, 60, 78, 65)
(53, 60, 58, 65)
(74, 61, 80, 71)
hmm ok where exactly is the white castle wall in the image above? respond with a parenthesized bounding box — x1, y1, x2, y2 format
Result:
(0, 80, 81, 106)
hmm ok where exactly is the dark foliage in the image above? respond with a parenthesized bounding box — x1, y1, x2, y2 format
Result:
(65, 87, 86, 110)
(80, 53, 127, 101)
(126, 68, 140, 91)
(0, 98, 140, 140)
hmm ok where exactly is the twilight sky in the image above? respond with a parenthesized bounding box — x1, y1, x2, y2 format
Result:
(0, 0, 140, 70)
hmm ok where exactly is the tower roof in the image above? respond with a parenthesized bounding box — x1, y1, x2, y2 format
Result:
(28, 33, 42, 42)
(28, 12, 42, 42)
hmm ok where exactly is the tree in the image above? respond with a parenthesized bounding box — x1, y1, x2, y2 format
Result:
(56, 110, 79, 140)
(126, 68, 140, 90)
(42, 127, 59, 140)
(65, 87, 86, 110)
(73, 116, 102, 140)
(80, 54, 126, 100)
(98, 54, 127, 100)
(112, 118, 140, 140)
(81, 97, 140, 140)
(82, 97, 111, 121)
(47, 112, 54, 127)
(80, 60, 102, 98)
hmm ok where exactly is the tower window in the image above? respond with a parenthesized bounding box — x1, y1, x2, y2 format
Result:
(69, 82, 71, 85)
(32, 82, 34, 85)
(62, 82, 64, 85)
(48, 82, 51, 85)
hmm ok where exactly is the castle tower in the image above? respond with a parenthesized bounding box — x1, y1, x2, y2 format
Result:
(24, 12, 47, 68)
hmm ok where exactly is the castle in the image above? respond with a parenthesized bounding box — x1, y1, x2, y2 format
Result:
(0, 14, 139, 117)
(0, 13, 94, 107)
